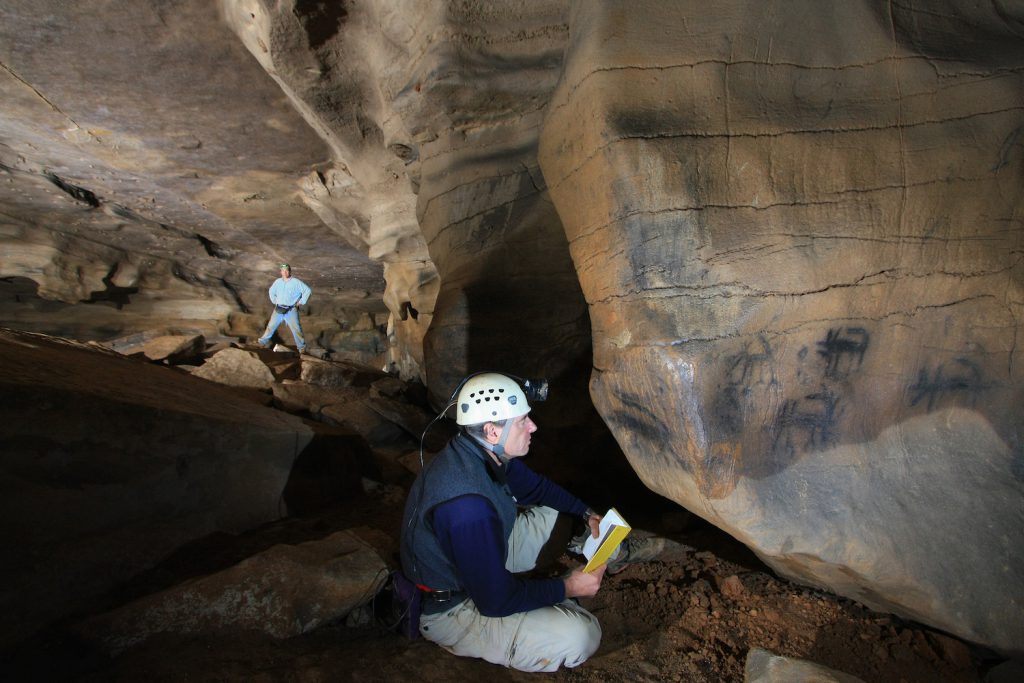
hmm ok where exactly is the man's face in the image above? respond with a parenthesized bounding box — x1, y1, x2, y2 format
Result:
(280, 267, 291, 279)
(486, 413, 537, 458)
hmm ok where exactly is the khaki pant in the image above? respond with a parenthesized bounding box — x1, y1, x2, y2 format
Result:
(418, 506, 602, 672)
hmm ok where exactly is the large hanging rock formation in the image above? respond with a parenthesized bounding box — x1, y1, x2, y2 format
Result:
(539, 0, 1024, 655)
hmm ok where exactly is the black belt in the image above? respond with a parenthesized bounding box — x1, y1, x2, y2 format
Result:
(419, 588, 466, 615)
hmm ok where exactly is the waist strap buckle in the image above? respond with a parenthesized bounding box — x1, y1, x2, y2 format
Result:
(416, 584, 455, 603)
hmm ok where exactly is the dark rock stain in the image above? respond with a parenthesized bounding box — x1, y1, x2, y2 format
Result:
(817, 327, 869, 380)
(220, 278, 250, 314)
(196, 234, 230, 259)
(711, 336, 777, 438)
(909, 357, 988, 411)
(44, 172, 100, 208)
(772, 386, 842, 458)
(607, 389, 685, 472)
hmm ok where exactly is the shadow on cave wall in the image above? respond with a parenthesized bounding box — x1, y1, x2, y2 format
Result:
(0, 276, 65, 312)
(422, 209, 684, 530)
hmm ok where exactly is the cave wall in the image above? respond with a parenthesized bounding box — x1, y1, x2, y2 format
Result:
(218, 0, 593, 397)
(218, 0, 441, 377)
(539, 0, 1024, 655)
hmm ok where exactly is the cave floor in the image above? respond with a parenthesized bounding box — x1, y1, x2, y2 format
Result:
(9, 483, 990, 683)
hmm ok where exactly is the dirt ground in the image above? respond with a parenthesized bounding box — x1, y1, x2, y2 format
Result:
(7, 477, 1000, 683)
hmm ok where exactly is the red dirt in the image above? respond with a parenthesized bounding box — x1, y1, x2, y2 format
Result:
(14, 482, 988, 683)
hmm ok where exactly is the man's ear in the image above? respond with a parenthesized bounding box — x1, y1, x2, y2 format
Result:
(482, 422, 500, 444)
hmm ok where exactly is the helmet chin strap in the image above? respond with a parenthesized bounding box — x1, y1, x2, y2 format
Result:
(469, 420, 512, 461)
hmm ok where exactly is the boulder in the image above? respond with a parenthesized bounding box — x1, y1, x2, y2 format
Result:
(77, 529, 388, 655)
(0, 328, 313, 648)
(101, 328, 207, 360)
(271, 381, 364, 416)
(365, 395, 435, 442)
(201, 340, 234, 356)
(539, 0, 1024, 655)
(193, 347, 276, 390)
(300, 346, 330, 360)
(320, 400, 407, 448)
(100, 328, 175, 356)
(263, 356, 302, 382)
(141, 334, 205, 363)
(397, 449, 434, 476)
(300, 356, 388, 389)
(370, 375, 430, 408)
(370, 376, 411, 400)
(745, 648, 864, 683)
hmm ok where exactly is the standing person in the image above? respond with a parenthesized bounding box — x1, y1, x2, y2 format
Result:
(399, 373, 657, 672)
(257, 263, 311, 353)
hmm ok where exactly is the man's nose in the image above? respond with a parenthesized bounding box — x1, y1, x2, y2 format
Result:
(527, 417, 537, 432)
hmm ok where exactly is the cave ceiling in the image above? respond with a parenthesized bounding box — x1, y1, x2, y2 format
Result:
(0, 0, 391, 342)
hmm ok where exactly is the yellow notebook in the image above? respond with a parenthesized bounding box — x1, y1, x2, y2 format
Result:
(582, 508, 631, 573)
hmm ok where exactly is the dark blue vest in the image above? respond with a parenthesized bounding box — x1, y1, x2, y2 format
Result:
(399, 433, 518, 592)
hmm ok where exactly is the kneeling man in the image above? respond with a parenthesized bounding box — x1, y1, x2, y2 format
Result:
(400, 373, 606, 672)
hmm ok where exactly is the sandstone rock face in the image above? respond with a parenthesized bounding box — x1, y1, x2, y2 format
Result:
(403, 1, 592, 406)
(0, 328, 314, 648)
(539, 0, 1024, 654)
(78, 529, 387, 655)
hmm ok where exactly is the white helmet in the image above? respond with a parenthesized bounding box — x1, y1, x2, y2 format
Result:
(455, 373, 530, 426)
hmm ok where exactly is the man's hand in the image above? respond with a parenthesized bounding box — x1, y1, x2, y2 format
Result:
(585, 512, 603, 539)
(564, 564, 606, 598)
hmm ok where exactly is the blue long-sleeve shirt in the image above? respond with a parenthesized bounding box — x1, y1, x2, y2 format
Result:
(429, 457, 589, 617)
(268, 277, 311, 307)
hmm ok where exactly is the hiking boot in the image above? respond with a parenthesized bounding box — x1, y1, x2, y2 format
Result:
(605, 535, 669, 575)
(567, 529, 590, 556)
